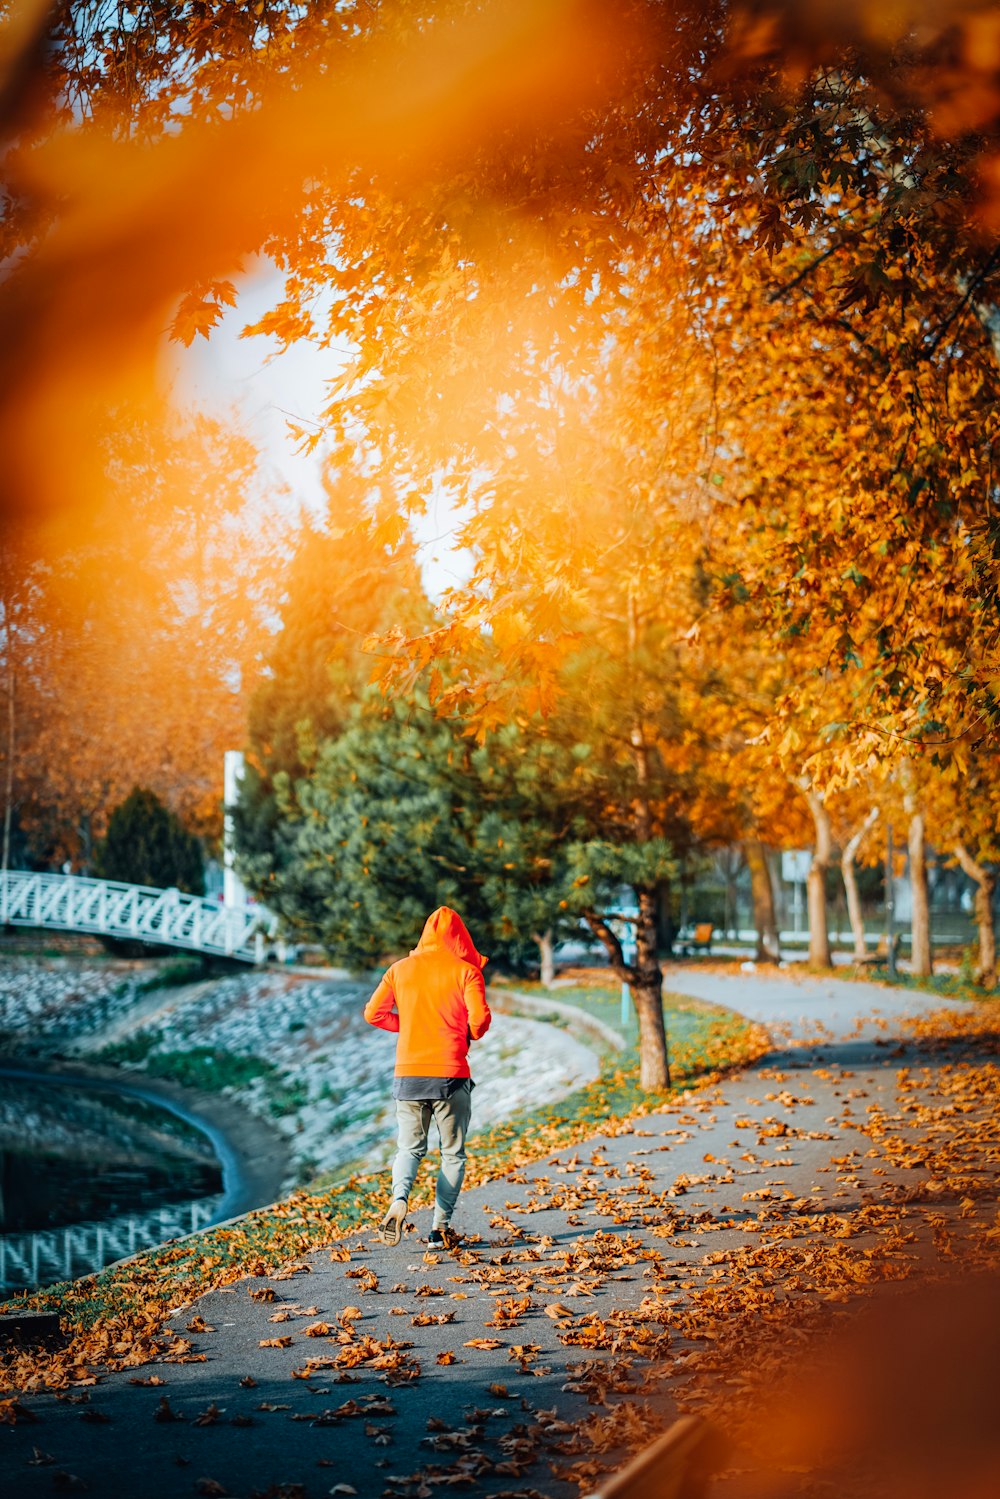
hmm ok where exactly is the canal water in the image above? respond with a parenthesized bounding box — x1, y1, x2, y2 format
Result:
(0, 1070, 225, 1297)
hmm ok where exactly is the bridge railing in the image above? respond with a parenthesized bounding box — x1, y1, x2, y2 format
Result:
(0, 1195, 225, 1293)
(0, 871, 277, 963)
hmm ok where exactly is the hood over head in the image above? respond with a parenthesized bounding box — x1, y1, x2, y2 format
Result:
(412, 906, 488, 968)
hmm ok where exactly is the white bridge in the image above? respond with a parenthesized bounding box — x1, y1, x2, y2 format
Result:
(0, 871, 277, 964)
(0, 1195, 225, 1292)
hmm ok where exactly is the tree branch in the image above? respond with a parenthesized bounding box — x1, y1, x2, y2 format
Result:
(582, 907, 637, 984)
(925, 248, 1000, 359)
(842, 804, 879, 867)
(953, 840, 986, 886)
(768, 240, 845, 304)
(798, 776, 832, 867)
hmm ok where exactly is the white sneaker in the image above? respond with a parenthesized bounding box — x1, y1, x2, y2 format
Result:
(379, 1200, 407, 1245)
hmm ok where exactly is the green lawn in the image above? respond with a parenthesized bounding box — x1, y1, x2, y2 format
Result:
(491, 971, 734, 1045)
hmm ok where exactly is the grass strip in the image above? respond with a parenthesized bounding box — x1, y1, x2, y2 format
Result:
(838, 964, 994, 1002)
(92, 1035, 308, 1118)
(492, 972, 733, 1043)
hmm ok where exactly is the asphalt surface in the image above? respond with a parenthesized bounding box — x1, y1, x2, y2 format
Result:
(661, 965, 963, 1040)
(0, 976, 988, 1499)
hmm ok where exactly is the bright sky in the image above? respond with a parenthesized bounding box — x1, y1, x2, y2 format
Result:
(165, 264, 470, 600)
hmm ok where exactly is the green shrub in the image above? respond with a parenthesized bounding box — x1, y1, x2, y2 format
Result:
(97, 787, 204, 894)
(144, 1047, 276, 1092)
(137, 957, 207, 993)
(96, 1029, 164, 1066)
(265, 1076, 310, 1117)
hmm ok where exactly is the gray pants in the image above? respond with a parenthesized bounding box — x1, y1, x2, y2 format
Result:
(391, 1084, 472, 1227)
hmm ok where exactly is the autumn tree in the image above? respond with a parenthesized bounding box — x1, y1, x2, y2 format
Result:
(4, 2, 1000, 714)
(4, 410, 281, 865)
(674, 629, 815, 966)
(10, 4, 1000, 617)
(355, 224, 749, 1088)
(744, 842, 782, 963)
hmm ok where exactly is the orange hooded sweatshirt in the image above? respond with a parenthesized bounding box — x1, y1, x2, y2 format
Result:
(364, 907, 491, 1078)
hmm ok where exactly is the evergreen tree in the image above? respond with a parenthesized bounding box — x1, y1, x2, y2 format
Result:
(97, 787, 204, 893)
(462, 728, 589, 982)
(236, 694, 581, 972)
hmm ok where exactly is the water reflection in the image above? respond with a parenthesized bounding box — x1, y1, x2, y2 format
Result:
(0, 1072, 224, 1295)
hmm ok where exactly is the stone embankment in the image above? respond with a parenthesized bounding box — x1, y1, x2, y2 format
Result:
(0, 956, 141, 1053)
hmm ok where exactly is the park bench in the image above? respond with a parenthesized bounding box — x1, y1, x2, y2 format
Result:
(676, 922, 714, 957)
(584, 1414, 723, 1499)
(857, 933, 902, 967)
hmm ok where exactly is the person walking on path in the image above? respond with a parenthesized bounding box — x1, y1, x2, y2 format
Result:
(364, 905, 491, 1248)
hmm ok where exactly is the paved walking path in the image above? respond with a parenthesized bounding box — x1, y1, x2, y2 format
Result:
(1, 976, 993, 1499)
(663, 965, 964, 1042)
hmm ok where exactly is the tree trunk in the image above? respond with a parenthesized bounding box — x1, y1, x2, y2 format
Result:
(802, 783, 832, 968)
(654, 879, 674, 955)
(953, 842, 996, 987)
(633, 886, 669, 1089)
(621, 586, 669, 1090)
(745, 838, 779, 961)
(534, 929, 555, 987)
(582, 901, 669, 1090)
(903, 774, 933, 975)
(842, 806, 879, 962)
(632, 972, 669, 1090)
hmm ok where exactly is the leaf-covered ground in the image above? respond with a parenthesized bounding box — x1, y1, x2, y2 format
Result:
(0, 1006, 765, 1380)
(1, 998, 997, 1499)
